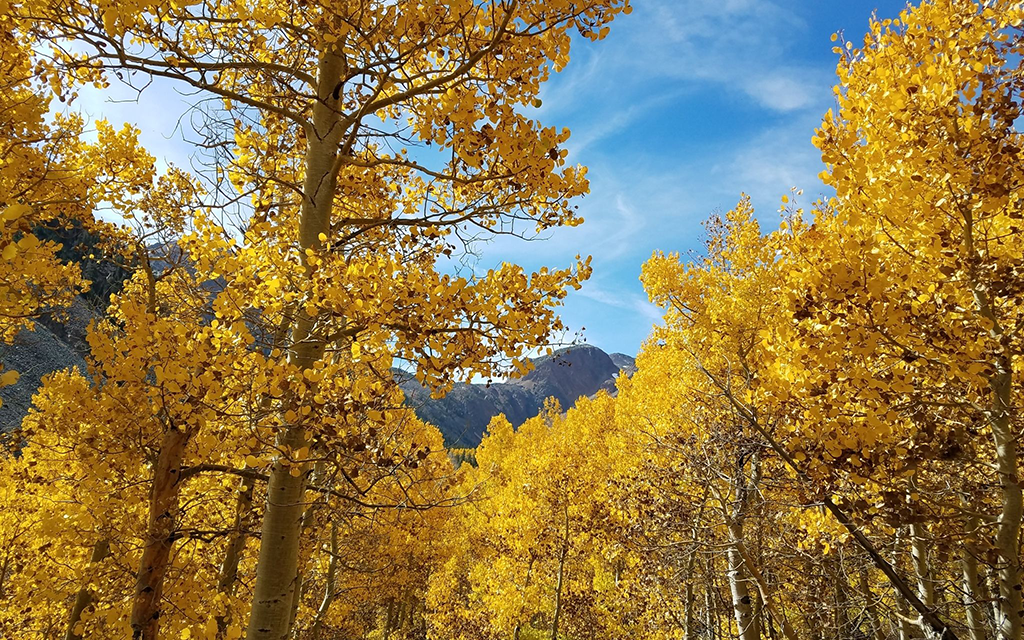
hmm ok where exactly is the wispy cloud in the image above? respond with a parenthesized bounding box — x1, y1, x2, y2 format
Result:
(716, 114, 832, 212)
(53, 0, 887, 359)
(566, 89, 685, 156)
(587, 194, 646, 260)
(540, 0, 828, 122)
(577, 280, 664, 324)
(744, 72, 821, 112)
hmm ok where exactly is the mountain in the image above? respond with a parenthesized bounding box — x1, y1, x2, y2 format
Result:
(398, 344, 632, 448)
(2, 322, 632, 445)
(0, 234, 633, 441)
(1, 234, 635, 440)
(609, 352, 637, 376)
(0, 298, 95, 430)
(0, 222, 136, 431)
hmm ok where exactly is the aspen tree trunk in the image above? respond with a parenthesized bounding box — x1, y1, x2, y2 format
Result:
(894, 528, 917, 640)
(829, 555, 850, 638)
(64, 538, 111, 640)
(288, 461, 327, 633)
(754, 517, 769, 640)
(725, 530, 755, 638)
(514, 553, 537, 640)
(897, 593, 917, 640)
(246, 44, 347, 640)
(910, 523, 937, 608)
(682, 489, 710, 640)
(753, 582, 765, 640)
(723, 450, 761, 640)
(961, 512, 988, 640)
(413, 595, 426, 637)
(762, 567, 784, 640)
(396, 596, 407, 633)
(965, 214, 1023, 640)
(909, 517, 938, 639)
(130, 428, 189, 640)
(990, 366, 1022, 640)
(991, 572, 1005, 629)
(683, 549, 697, 640)
(384, 599, 396, 640)
(551, 503, 570, 640)
(217, 318, 289, 640)
(860, 568, 886, 640)
(764, 605, 778, 640)
(219, 479, 254, 595)
(215, 479, 254, 639)
(683, 580, 695, 640)
(246, 280, 314, 637)
(735, 540, 797, 640)
(801, 557, 822, 640)
(308, 523, 338, 639)
(705, 580, 717, 640)
(705, 367, 960, 638)
(727, 520, 760, 640)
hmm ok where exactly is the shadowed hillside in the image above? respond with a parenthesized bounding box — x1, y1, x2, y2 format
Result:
(398, 344, 634, 447)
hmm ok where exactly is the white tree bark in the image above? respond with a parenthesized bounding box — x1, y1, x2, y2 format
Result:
(964, 209, 1022, 640)
(909, 516, 937, 639)
(961, 509, 988, 640)
(308, 523, 338, 639)
(990, 366, 1022, 640)
(551, 503, 570, 640)
(246, 45, 347, 640)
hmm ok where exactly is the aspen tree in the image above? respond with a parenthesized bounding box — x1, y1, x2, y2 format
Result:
(790, 2, 1024, 637)
(15, 1, 634, 635)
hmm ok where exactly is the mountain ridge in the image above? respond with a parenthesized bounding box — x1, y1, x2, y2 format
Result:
(0, 277, 633, 442)
(398, 344, 633, 447)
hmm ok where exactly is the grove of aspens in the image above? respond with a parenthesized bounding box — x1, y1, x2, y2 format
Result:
(0, 0, 1022, 639)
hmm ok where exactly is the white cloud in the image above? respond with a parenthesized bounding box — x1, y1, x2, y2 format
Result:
(539, 0, 830, 123)
(566, 89, 685, 156)
(745, 72, 820, 112)
(577, 280, 664, 324)
(587, 194, 646, 260)
(717, 114, 831, 213)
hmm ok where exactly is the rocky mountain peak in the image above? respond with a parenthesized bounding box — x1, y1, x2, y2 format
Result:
(399, 344, 633, 447)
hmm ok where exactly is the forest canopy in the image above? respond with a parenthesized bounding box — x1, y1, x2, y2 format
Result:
(0, 1, 1023, 640)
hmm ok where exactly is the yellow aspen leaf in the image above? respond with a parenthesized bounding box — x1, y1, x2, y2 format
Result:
(1, 204, 31, 221)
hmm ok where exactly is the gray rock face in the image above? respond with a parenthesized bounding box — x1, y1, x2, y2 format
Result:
(399, 344, 633, 448)
(596, 353, 637, 396)
(609, 353, 637, 375)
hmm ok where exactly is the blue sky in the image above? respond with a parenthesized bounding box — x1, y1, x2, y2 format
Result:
(76, 0, 910, 359)
(485, 0, 911, 358)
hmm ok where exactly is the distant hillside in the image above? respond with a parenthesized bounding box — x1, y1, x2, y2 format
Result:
(399, 345, 634, 448)
(609, 352, 637, 376)
(2, 326, 634, 444)
(0, 233, 634, 441)
(0, 223, 137, 431)
(0, 305, 92, 430)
